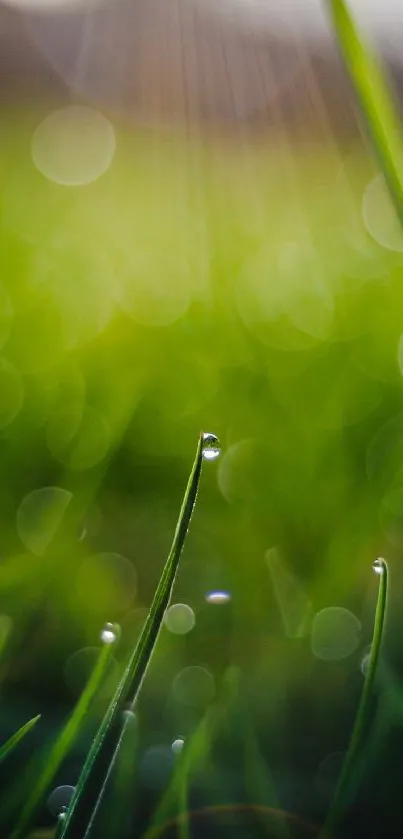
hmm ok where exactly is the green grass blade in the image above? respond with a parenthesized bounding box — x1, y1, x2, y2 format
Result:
(321, 557, 388, 838)
(0, 714, 40, 765)
(11, 627, 120, 839)
(327, 0, 403, 223)
(59, 431, 212, 839)
(81, 710, 138, 839)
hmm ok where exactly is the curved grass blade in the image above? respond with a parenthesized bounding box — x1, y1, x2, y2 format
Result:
(0, 714, 40, 765)
(327, 0, 403, 224)
(59, 432, 210, 839)
(11, 627, 120, 839)
(82, 710, 138, 839)
(320, 557, 388, 838)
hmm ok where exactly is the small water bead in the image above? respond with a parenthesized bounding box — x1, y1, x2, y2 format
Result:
(205, 590, 231, 604)
(47, 785, 75, 817)
(172, 737, 185, 754)
(100, 622, 120, 645)
(202, 432, 221, 461)
(373, 557, 386, 575)
(122, 708, 136, 725)
(361, 645, 372, 676)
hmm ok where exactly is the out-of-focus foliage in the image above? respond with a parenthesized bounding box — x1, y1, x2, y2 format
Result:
(329, 0, 403, 224)
(0, 105, 402, 833)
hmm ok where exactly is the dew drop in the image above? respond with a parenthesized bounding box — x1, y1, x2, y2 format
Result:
(361, 646, 372, 676)
(172, 737, 185, 754)
(202, 432, 221, 461)
(47, 785, 75, 817)
(100, 622, 120, 645)
(122, 708, 136, 725)
(373, 557, 386, 575)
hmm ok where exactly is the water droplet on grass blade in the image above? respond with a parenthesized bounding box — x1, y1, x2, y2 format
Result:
(47, 785, 75, 816)
(202, 432, 221, 461)
(122, 708, 136, 724)
(172, 737, 185, 754)
(100, 622, 120, 644)
(361, 645, 372, 676)
(373, 557, 386, 575)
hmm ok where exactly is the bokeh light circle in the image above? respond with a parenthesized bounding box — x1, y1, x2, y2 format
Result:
(362, 175, 403, 252)
(31, 106, 116, 186)
(46, 406, 110, 470)
(217, 438, 273, 506)
(76, 552, 137, 615)
(119, 251, 191, 327)
(17, 486, 72, 556)
(172, 665, 215, 707)
(47, 785, 75, 817)
(164, 604, 195, 635)
(310, 607, 361, 661)
(380, 487, 403, 546)
(0, 360, 24, 430)
(0, 284, 14, 351)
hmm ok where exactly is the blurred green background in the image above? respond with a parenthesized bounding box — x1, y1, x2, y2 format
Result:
(0, 101, 403, 836)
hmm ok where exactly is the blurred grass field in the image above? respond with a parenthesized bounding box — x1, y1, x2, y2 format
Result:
(0, 98, 403, 834)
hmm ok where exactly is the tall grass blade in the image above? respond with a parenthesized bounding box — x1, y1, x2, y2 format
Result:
(0, 714, 40, 765)
(11, 628, 120, 839)
(83, 710, 138, 839)
(327, 0, 403, 223)
(321, 557, 388, 838)
(59, 432, 211, 839)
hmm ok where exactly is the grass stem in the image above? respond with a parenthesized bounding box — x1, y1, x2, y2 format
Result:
(327, 0, 403, 225)
(58, 432, 207, 839)
(320, 558, 388, 838)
